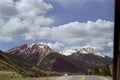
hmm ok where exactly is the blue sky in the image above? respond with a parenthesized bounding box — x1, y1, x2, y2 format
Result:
(0, 0, 114, 57)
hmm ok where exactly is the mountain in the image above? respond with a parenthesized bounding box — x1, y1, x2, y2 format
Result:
(60, 47, 105, 57)
(40, 52, 88, 73)
(59, 47, 112, 72)
(7, 44, 112, 74)
(8, 44, 84, 73)
(0, 50, 60, 77)
(8, 43, 54, 66)
(68, 47, 112, 68)
(79, 47, 105, 57)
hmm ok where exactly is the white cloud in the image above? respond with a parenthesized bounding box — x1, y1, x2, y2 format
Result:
(0, 0, 19, 17)
(39, 42, 65, 51)
(0, 18, 5, 26)
(24, 27, 51, 40)
(0, 16, 54, 41)
(0, 18, 20, 41)
(1, 18, 28, 36)
(0, 0, 114, 57)
(16, 0, 53, 17)
(0, 0, 13, 5)
(0, 5, 19, 17)
(0, 19, 114, 49)
(0, 0, 54, 42)
(51, 19, 114, 57)
(51, 21, 89, 43)
(34, 16, 54, 26)
(0, 18, 114, 57)
(51, 19, 114, 45)
(0, 0, 53, 17)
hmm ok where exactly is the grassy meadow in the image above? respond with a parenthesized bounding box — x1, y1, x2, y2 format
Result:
(0, 71, 56, 80)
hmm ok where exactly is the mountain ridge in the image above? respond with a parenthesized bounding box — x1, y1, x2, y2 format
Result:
(0, 50, 61, 77)
(6, 43, 112, 74)
(59, 47, 105, 57)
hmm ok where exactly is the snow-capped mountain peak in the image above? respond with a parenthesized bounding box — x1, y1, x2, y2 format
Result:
(60, 47, 105, 57)
(79, 47, 105, 57)
(8, 43, 54, 59)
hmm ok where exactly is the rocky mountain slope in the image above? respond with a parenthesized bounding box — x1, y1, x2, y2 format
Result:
(61, 47, 112, 68)
(8, 43, 54, 66)
(8, 44, 83, 73)
(7, 43, 112, 74)
(0, 50, 60, 77)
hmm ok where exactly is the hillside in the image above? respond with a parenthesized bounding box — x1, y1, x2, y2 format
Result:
(0, 50, 61, 77)
(7, 43, 113, 75)
(69, 47, 112, 68)
(40, 52, 86, 73)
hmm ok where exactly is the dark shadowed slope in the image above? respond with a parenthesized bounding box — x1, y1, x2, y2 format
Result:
(0, 50, 61, 77)
(7, 44, 112, 74)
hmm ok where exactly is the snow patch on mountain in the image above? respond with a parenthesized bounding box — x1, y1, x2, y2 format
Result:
(8, 43, 54, 59)
(8, 43, 105, 58)
(60, 47, 105, 57)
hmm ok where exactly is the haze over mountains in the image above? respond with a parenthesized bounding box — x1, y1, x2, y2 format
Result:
(6, 43, 112, 74)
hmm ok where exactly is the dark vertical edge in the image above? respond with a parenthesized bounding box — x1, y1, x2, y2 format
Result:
(114, 0, 120, 80)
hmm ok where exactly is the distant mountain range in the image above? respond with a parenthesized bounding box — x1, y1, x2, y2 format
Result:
(6, 43, 112, 74)
(60, 47, 105, 57)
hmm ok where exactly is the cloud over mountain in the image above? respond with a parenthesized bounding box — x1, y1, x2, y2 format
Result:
(0, 0, 114, 57)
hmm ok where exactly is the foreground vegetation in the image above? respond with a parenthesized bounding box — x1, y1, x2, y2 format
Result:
(0, 50, 61, 77)
(0, 71, 56, 80)
(0, 71, 112, 80)
(0, 50, 113, 80)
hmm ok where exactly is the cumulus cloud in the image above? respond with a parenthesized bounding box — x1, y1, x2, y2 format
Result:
(35, 19, 113, 57)
(0, 0, 53, 17)
(34, 16, 54, 26)
(0, 19, 114, 48)
(0, 17, 54, 41)
(0, 0, 19, 17)
(0, 0, 54, 42)
(51, 19, 114, 57)
(52, 19, 114, 45)
(0, 0, 114, 57)
(0, 5, 19, 17)
(0, 0, 13, 5)
(16, 0, 53, 17)
(24, 27, 51, 40)
(39, 42, 65, 51)
(1, 18, 29, 37)
(0, 18, 5, 26)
